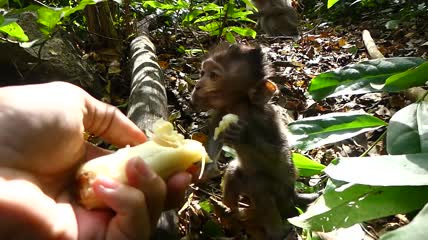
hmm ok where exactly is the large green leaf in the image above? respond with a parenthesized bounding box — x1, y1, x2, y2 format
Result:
(379, 203, 428, 240)
(308, 57, 427, 101)
(381, 61, 428, 92)
(292, 153, 325, 177)
(324, 154, 428, 186)
(289, 180, 428, 232)
(387, 102, 428, 155)
(288, 112, 387, 151)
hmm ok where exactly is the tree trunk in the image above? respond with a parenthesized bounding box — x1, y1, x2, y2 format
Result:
(85, 1, 120, 50)
(127, 34, 168, 132)
(126, 19, 178, 240)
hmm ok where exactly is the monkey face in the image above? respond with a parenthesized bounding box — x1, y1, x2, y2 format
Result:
(191, 44, 275, 111)
(191, 58, 231, 110)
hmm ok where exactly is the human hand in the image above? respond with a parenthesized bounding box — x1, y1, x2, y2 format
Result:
(0, 82, 192, 240)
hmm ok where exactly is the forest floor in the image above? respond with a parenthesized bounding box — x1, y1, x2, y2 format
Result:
(86, 3, 428, 239)
(142, 5, 428, 239)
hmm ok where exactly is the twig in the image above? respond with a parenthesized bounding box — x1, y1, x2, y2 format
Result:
(362, 29, 384, 59)
(360, 130, 386, 157)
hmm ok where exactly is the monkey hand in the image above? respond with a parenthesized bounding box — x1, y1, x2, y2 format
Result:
(222, 120, 249, 146)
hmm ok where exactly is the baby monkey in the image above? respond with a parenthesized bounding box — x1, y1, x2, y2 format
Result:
(191, 44, 301, 239)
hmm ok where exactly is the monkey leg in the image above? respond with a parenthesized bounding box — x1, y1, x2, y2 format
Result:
(222, 160, 243, 210)
(242, 195, 287, 240)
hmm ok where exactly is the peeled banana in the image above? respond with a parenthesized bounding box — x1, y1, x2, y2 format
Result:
(213, 114, 239, 140)
(76, 119, 210, 209)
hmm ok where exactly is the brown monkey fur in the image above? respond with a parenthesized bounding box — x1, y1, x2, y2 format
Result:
(252, 0, 299, 36)
(191, 44, 299, 239)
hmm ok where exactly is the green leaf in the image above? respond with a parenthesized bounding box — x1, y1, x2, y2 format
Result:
(387, 102, 428, 154)
(292, 153, 325, 177)
(242, 0, 256, 10)
(199, 200, 214, 213)
(184, 48, 203, 55)
(228, 10, 255, 22)
(194, 15, 222, 23)
(183, 9, 203, 24)
(202, 3, 221, 12)
(63, 0, 99, 17)
(36, 0, 99, 35)
(0, 21, 29, 41)
(176, 0, 189, 8)
(224, 31, 235, 43)
(37, 7, 63, 35)
(199, 22, 221, 35)
(381, 61, 428, 92)
(327, 0, 340, 8)
(289, 181, 428, 232)
(324, 154, 428, 186)
(308, 57, 427, 101)
(0, 16, 16, 27)
(288, 111, 387, 151)
(144, 1, 175, 10)
(0, 0, 7, 8)
(379, 203, 428, 240)
(229, 26, 256, 38)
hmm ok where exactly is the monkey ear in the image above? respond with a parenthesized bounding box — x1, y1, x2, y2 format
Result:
(248, 80, 278, 105)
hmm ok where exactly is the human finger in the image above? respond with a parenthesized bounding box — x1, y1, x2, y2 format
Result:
(165, 172, 192, 209)
(0, 179, 76, 240)
(126, 158, 167, 230)
(81, 92, 147, 147)
(92, 176, 151, 240)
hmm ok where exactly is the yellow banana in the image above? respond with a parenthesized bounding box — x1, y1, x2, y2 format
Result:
(76, 119, 210, 209)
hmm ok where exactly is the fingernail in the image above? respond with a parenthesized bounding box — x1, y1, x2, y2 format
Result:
(96, 176, 119, 189)
(133, 157, 156, 179)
